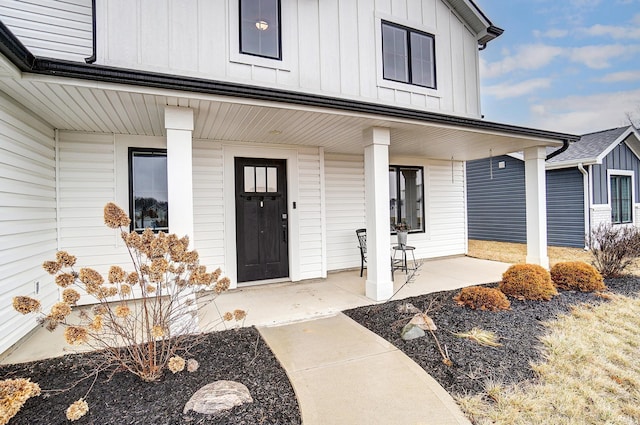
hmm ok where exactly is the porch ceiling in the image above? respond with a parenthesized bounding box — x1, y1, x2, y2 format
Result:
(0, 74, 562, 161)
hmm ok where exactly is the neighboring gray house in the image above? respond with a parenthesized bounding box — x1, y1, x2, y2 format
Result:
(467, 126, 640, 247)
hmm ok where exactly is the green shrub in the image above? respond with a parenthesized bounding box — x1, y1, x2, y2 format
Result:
(587, 223, 640, 278)
(550, 261, 606, 292)
(499, 264, 557, 301)
(454, 286, 510, 311)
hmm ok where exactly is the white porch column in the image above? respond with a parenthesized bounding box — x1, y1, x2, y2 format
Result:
(164, 106, 194, 243)
(363, 127, 393, 301)
(524, 146, 549, 268)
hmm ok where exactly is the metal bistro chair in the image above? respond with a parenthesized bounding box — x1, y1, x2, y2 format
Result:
(356, 228, 367, 277)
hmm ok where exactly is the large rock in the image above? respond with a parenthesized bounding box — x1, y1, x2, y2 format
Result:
(400, 323, 425, 341)
(183, 380, 253, 415)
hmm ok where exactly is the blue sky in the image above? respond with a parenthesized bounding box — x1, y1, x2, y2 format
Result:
(475, 0, 640, 135)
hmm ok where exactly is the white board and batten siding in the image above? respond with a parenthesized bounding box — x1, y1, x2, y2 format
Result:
(97, 0, 483, 118)
(0, 0, 93, 62)
(0, 91, 57, 355)
(324, 154, 467, 273)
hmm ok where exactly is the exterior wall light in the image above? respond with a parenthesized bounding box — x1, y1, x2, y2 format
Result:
(255, 20, 269, 31)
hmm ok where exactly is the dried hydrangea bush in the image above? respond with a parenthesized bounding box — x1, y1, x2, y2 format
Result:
(0, 378, 41, 425)
(13, 203, 244, 419)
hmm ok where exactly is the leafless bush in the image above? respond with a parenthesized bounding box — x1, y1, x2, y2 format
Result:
(586, 223, 640, 278)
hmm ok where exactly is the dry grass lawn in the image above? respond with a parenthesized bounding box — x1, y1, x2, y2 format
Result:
(456, 294, 640, 425)
(467, 239, 640, 276)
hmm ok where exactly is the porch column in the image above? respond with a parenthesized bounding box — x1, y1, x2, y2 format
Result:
(164, 106, 194, 243)
(363, 127, 393, 301)
(524, 146, 549, 268)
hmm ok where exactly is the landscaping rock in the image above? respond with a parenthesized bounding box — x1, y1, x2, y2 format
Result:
(400, 323, 425, 340)
(183, 380, 253, 415)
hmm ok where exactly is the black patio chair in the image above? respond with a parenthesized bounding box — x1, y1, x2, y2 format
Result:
(356, 228, 367, 277)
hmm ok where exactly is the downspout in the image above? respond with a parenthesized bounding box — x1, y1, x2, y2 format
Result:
(577, 163, 589, 249)
(84, 0, 97, 64)
(545, 139, 570, 161)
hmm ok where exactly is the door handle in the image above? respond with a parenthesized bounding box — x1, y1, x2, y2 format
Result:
(282, 224, 288, 243)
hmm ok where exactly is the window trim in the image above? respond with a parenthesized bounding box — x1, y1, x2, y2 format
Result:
(239, 0, 282, 61)
(128, 147, 169, 233)
(608, 171, 634, 225)
(381, 20, 437, 90)
(389, 164, 425, 234)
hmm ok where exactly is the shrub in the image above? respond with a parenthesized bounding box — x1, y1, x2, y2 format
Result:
(0, 378, 41, 425)
(454, 286, 510, 311)
(587, 223, 640, 278)
(499, 264, 557, 301)
(550, 261, 606, 292)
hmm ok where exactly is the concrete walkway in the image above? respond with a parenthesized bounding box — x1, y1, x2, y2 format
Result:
(260, 313, 472, 425)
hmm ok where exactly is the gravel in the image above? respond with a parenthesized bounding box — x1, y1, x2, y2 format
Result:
(0, 327, 301, 425)
(344, 277, 640, 396)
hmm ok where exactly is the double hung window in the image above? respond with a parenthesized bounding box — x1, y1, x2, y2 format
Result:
(382, 21, 436, 89)
(389, 166, 424, 232)
(129, 148, 169, 232)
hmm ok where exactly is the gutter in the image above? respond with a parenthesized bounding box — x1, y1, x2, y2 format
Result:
(0, 20, 578, 143)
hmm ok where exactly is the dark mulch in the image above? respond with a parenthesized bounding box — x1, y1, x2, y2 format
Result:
(0, 327, 301, 425)
(344, 277, 640, 397)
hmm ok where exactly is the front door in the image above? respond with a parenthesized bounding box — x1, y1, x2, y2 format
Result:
(235, 157, 289, 283)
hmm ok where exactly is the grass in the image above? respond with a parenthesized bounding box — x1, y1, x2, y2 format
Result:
(456, 294, 640, 425)
(467, 239, 640, 275)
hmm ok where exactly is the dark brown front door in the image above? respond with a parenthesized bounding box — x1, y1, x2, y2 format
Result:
(235, 157, 289, 283)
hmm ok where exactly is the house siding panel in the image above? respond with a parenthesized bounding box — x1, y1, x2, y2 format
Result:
(546, 168, 584, 247)
(0, 0, 93, 62)
(466, 155, 527, 243)
(0, 91, 57, 355)
(593, 142, 640, 204)
(297, 148, 323, 279)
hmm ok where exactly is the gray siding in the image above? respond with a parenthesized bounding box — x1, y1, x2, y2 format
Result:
(592, 141, 640, 204)
(467, 155, 526, 243)
(467, 157, 586, 247)
(546, 168, 584, 247)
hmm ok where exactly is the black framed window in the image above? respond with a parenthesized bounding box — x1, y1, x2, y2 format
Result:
(129, 148, 169, 232)
(382, 21, 436, 89)
(389, 166, 424, 232)
(240, 0, 281, 60)
(611, 174, 632, 224)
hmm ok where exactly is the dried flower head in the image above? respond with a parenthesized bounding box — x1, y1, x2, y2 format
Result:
(92, 305, 107, 315)
(126, 272, 139, 285)
(79, 268, 104, 286)
(0, 378, 41, 424)
(150, 235, 169, 259)
(62, 288, 81, 305)
(66, 399, 89, 421)
(89, 314, 103, 332)
(186, 358, 199, 373)
(64, 326, 88, 345)
(96, 286, 118, 299)
(12, 296, 41, 314)
(120, 284, 132, 297)
(151, 325, 165, 338)
(182, 251, 199, 265)
(124, 231, 142, 250)
(108, 266, 126, 284)
(168, 356, 185, 374)
(43, 260, 62, 275)
(115, 305, 131, 318)
(215, 277, 231, 294)
(145, 285, 156, 294)
(49, 302, 72, 322)
(233, 309, 247, 321)
(223, 312, 233, 321)
(55, 273, 75, 288)
(104, 202, 131, 228)
(56, 251, 77, 267)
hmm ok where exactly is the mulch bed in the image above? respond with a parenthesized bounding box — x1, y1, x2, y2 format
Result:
(0, 327, 301, 425)
(344, 277, 640, 396)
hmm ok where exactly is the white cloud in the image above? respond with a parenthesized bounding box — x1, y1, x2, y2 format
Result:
(480, 44, 564, 79)
(484, 78, 552, 99)
(632, 13, 640, 25)
(530, 88, 640, 134)
(580, 24, 640, 39)
(595, 70, 640, 83)
(534, 29, 569, 38)
(568, 44, 636, 68)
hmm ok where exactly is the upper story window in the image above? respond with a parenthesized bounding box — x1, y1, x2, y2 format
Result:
(240, 0, 281, 60)
(129, 148, 168, 233)
(382, 21, 436, 89)
(611, 174, 632, 224)
(389, 165, 424, 233)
